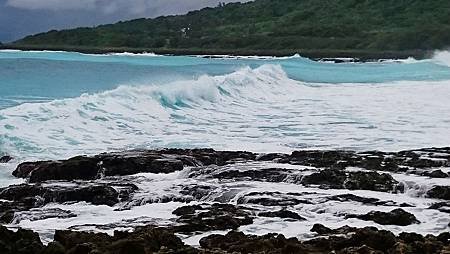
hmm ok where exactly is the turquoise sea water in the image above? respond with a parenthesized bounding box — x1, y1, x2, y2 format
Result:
(1, 50, 450, 162)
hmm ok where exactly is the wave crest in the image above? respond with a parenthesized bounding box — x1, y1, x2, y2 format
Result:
(433, 50, 450, 67)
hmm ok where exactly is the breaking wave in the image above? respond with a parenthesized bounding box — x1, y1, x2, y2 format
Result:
(1, 64, 450, 160)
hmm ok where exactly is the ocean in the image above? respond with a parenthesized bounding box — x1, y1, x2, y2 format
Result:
(0, 50, 449, 243)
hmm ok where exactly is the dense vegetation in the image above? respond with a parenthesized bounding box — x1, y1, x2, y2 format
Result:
(11, 0, 450, 54)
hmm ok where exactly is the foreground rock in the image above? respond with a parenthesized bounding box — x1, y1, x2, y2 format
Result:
(201, 226, 450, 254)
(53, 226, 197, 254)
(2, 223, 450, 254)
(347, 208, 420, 226)
(0, 226, 44, 254)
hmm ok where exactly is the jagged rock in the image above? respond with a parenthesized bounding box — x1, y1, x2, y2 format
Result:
(53, 226, 197, 254)
(348, 208, 419, 226)
(237, 191, 313, 206)
(301, 169, 347, 188)
(172, 205, 203, 216)
(212, 168, 290, 182)
(0, 155, 13, 163)
(301, 169, 399, 192)
(429, 202, 450, 213)
(180, 185, 217, 200)
(256, 153, 290, 162)
(13, 149, 257, 183)
(0, 184, 132, 206)
(327, 194, 409, 207)
(14, 157, 99, 182)
(311, 224, 357, 235)
(289, 150, 357, 168)
(172, 203, 253, 233)
(422, 170, 449, 178)
(199, 231, 310, 253)
(345, 171, 399, 192)
(0, 225, 44, 254)
(284, 148, 450, 175)
(11, 208, 76, 223)
(427, 186, 450, 200)
(0, 183, 137, 223)
(259, 209, 306, 221)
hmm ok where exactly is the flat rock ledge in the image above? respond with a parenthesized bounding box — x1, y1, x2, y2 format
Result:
(12, 147, 450, 183)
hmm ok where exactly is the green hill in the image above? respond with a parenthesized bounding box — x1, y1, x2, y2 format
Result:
(9, 0, 450, 57)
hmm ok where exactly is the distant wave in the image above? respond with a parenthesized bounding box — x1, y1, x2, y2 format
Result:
(105, 52, 159, 57)
(432, 50, 450, 67)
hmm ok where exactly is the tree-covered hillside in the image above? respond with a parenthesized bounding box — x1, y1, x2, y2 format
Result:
(11, 0, 450, 53)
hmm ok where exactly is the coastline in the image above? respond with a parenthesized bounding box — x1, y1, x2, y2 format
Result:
(1, 147, 449, 254)
(0, 44, 433, 61)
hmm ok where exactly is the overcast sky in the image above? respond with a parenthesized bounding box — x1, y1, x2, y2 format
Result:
(0, 0, 248, 42)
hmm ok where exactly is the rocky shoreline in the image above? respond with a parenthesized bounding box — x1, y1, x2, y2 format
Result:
(0, 45, 432, 62)
(1, 148, 449, 253)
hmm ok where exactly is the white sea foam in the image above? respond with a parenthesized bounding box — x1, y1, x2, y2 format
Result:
(1, 64, 450, 163)
(433, 50, 450, 67)
(106, 52, 159, 57)
(7, 162, 449, 244)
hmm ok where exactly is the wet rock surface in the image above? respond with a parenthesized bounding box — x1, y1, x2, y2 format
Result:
(172, 203, 254, 233)
(13, 149, 257, 183)
(347, 208, 420, 226)
(427, 186, 450, 200)
(0, 182, 137, 223)
(1, 148, 449, 253)
(0, 155, 13, 163)
(301, 169, 400, 192)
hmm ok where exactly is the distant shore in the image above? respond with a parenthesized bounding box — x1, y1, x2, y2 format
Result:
(0, 44, 433, 61)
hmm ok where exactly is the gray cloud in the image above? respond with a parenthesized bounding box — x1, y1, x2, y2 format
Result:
(6, 0, 98, 11)
(6, 0, 247, 14)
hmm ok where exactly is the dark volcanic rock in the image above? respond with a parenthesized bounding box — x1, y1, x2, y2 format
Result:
(0, 183, 137, 223)
(345, 171, 399, 192)
(14, 157, 99, 182)
(289, 150, 357, 168)
(200, 227, 445, 254)
(13, 149, 257, 182)
(172, 203, 253, 233)
(283, 148, 450, 176)
(301, 169, 347, 188)
(427, 186, 450, 200)
(53, 226, 197, 254)
(259, 209, 306, 221)
(429, 202, 450, 213)
(301, 169, 399, 192)
(237, 191, 313, 206)
(0, 184, 129, 206)
(200, 231, 310, 254)
(0, 225, 44, 254)
(348, 208, 419, 226)
(0, 155, 13, 163)
(212, 168, 290, 182)
(311, 224, 357, 235)
(422, 170, 449, 178)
